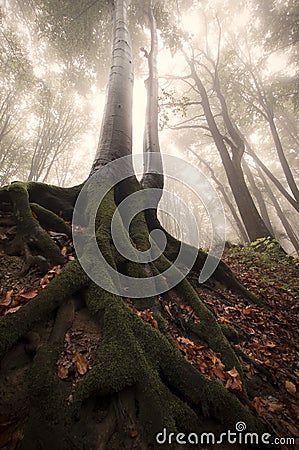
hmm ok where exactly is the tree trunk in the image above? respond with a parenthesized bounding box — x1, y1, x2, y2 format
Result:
(268, 115, 299, 203)
(188, 148, 249, 243)
(242, 158, 274, 236)
(141, 0, 163, 194)
(184, 55, 272, 242)
(241, 132, 299, 213)
(91, 0, 134, 172)
(256, 166, 299, 254)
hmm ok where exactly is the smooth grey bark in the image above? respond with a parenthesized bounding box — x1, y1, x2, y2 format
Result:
(141, 0, 163, 194)
(91, 0, 134, 173)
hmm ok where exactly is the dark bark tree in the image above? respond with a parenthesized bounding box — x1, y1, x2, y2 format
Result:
(241, 131, 299, 213)
(187, 148, 250, 243)
(0, 1, 276, 448)
(237, 60, 299, 204)
(255, 166, 299, 254)
(242, 159, 274, 237)
(180, 51, 272, 242)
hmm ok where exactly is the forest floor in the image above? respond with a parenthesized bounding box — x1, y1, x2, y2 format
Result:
(0, 221, 298, 449)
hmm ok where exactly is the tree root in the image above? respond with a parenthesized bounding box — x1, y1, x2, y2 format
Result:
(30, 202, 72, 237)
(5, 182, 65, 266)
(0, 180, 277, 448)
(0, 260, 89, 359)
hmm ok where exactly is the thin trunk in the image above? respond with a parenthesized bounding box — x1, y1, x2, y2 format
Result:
(257, 166, 299, 254)
(268, 116, 299, 203)
(188, 149, 249, 243)
(184, 54, 272, 241)
(242, 158, 274, 236)
(141, 0, 163, 194)
(247, 67, 299, 203)
(241, 132, 299, 213)
(91, 0, 133, 173)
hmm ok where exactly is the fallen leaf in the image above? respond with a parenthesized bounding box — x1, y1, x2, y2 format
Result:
(73, 352, 88, 376)
(212, 366, 227, 381)
(227, 367, 239, 377)
(285, 381, 296, 396)
(61, 246, 68, 257)
(4, 305, 22, 315)
(265, 341, 276, 348)
(0, 290, 13, 306)
(130, 430, 138, 438)
(40, 274, 50, 287)
(243, 306, 253, 315)
(267, 402, 284, 413)
(152, 319, 159, 330)
(19, 287, 39, 299)
(282, 420, 299, 437)
(225, 367, 242, 392)
(251, 397, 266, 416)
(164, 303, 174, 319)
(58, 365, 69, 380)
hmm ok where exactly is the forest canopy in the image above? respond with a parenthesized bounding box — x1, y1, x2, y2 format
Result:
(0, 0, 298, 251)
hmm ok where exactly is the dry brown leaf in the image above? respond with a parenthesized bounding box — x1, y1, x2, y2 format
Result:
(164, 303, 174, 319)
(130, 430, 138, 438)
(282, 420, 299, 437)
(212, 366, 227, 381)
(225, 367, 242, 392)
(267, 402, 284, 413)
(4, 305, 22, 315)
(243, 306, 253, 315)
(265, 341, 276, 348)
(285, 380, 296, 396)
(61, 246, 68, 257)
(19, 287, 39, 299)
(58, 365, 69, 380)
(0, 290, 13, 306)
(152, 319, 159, 330)
(40, 273, 50, 287)
(49, 265, 61, 275)
(227, 367, 239, 378)
(251, 397, 266, 416)
(73, 352, 88, 376)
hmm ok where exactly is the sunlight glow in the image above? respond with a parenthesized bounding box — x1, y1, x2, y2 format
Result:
(181, 11, 201, 37)
(266, 52, 289, 73)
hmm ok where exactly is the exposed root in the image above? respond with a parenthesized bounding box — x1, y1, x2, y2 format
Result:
(5, 182, 65, 266)
(0, 261, 89, 359)
(30, 202, 72, 237)
(0, 180, 277, 448)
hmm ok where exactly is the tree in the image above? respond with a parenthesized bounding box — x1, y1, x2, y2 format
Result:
(27, 85, 86, 183)
(166, 45, 273, 241)
(0, 1, 278, 448)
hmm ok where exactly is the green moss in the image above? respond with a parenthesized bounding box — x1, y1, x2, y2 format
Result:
(154, 254, 244, 374)
(220, 324, 241, 343)
(30, 203, 71, 236)
(0, 261, 89, 358)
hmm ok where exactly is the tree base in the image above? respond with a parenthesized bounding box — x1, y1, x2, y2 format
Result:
(0, 180, 281, 449)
